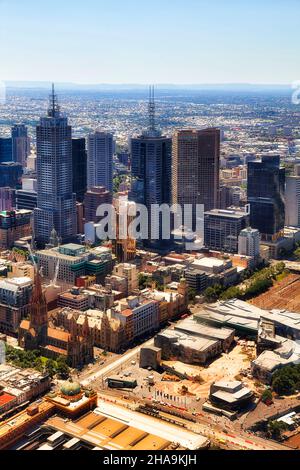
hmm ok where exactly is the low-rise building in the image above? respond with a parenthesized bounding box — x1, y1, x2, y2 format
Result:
(36, 244, 113, 287)
(0, 210, 32, 249)
(209, 380, 254, 411)
(155, 329, 221, 365)
(0, 364, 51, 415)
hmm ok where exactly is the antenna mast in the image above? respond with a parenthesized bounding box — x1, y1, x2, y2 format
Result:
(148, 85, 156, 133)
(48, 83, 60, 117)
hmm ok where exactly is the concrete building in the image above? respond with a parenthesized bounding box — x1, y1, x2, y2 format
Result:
(139, 346, 162, 370)
(285, 164, 300, 228)
(238, 227, 260, 258)
(185, 256, 238, 293)
(196, 298, 300, 340)
(0, 364, 50, 415)
(87, 131, 113, 192)
(0, 276, 32, 335)
(209, 380, 253, 412)
(36, 244, 113, 286)
(204, 208, 250, 254)
(155, 329, 221, 365)
(84, 186, 112, 224)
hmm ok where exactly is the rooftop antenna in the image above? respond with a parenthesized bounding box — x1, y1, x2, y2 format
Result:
(148, 85, 156, 133)
(48, 83, 60, 117)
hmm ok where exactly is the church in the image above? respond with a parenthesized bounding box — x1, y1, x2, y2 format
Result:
(19, 269, 94, 368)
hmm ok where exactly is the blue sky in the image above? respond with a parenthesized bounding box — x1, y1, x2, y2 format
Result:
(0, 0, 299, 84)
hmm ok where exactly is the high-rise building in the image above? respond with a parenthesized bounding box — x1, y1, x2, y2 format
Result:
(285, 164, 300, 228)
(84, 186, 112, 224)
(11, 125, 30, 166)
(0, 187, 15, 211)
(0, 162, 23, 188)
(238, 227, 260, 258)
(34, 85, 77, 246)
(172, 128, 220, 228)
(0, 138, 13, 163)
(72, 138, 87, 203)
(204, 208, 250, 254)
(247, 155, 285, 241)
(87, 131, 113, 192)
(130, 87, 172, 247)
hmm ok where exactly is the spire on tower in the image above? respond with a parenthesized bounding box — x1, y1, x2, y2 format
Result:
(148, 85, 156, 133)
(48, 83, 60, 118)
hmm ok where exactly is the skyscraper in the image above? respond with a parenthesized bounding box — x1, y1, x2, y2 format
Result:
(238, 227, 260, 258)
(84, 186, 112, 224)
(172, 128, 220, 229)
(247, 155, 285, 241)
(11, 124, 30, 166)
(130, 87, 172, 247)
(0, 137, 13, 163)
(87, 131, 113, 192)
(72, 138, 87, 203)
(285, 164, 300, 228)
(34, 85, 77, 246)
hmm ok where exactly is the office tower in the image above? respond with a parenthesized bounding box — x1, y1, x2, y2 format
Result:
(247, 155, 285, 241)
(204, 208, 250, 253)
(130, 87, 172, 247)
(87, 131, 113, 192)
(238, 227, 260, 258)
(0, 162, 23, 188)
(0, 187, 15, 211)
(72, 138, 87, 203)
(11, 124, 30, 166)
(34, 85, 77, 246)
(0, 137, 13, 163)
(84, 186, 112, 224)
(172, 128, 220, 229)
(285, 164, 300, 227)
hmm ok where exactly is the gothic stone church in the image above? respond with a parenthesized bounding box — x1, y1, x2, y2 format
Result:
(19, 270, 94, 368)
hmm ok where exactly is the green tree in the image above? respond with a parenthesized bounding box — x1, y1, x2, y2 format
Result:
(267, 420, 288, 440)
(261, 389, 273, 404)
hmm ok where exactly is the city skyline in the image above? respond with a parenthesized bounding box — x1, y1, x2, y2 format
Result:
(1, 0, 299, 85)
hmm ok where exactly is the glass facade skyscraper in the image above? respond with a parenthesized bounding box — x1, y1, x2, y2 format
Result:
(34, 86, 77, 246)
(247, 155, 285, 241)
(72, 138, 87, 203)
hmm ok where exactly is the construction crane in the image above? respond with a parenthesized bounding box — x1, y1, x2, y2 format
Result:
(27, 243, 37, 269)
(51, 256, 60, 287)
